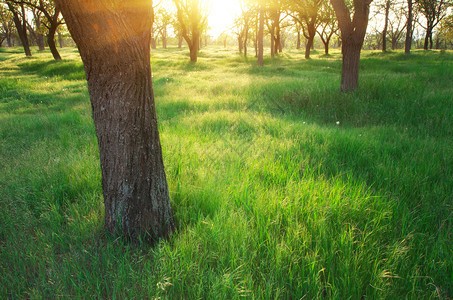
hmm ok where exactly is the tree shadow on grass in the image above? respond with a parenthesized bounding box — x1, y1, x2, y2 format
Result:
(18, 59, 86, 81)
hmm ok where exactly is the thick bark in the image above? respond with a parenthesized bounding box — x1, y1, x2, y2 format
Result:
(257, 3, 264, 66)
(405, 0, 412, 54)
(341, 39, 361, 91)
(55, 0, 175, 243)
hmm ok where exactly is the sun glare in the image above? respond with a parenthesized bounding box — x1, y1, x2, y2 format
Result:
(161, 0, 242, 38)
(208, 0, 241, 37)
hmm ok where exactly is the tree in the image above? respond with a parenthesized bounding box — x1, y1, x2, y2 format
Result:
(291, 0, 323, 59)
(387, 3, 407, 50)
(55, 0, 175, 243)
(316, 0, 338, 54)
(4, 0, 32, 56)
(405, 0, 414, 53)
(330, 0, 373, 91)
(415, 0, 452, 50)
(381, 0, 391, 51)
(437, 13, 453, 47)
(154, 8, 172, 49)
(173, 0, 209, 62)
(0, 4, 14, 47)
(11, 0, 63, 59)
(257, 0, 264, 65)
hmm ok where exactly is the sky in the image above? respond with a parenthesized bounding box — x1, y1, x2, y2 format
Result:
(207, 0, 242, 37)
(160, 0, 242, 38)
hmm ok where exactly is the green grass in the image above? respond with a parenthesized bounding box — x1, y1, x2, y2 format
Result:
(0, 46, 452, 298)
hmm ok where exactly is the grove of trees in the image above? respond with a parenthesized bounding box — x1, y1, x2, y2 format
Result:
(1, 0, 452, 241)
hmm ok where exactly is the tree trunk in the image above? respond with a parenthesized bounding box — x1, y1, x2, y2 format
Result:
(297, 31, 301, 49)
(424, 28, 431, 50)
(257, 3, 264, 66)
(55, 0, 175, 243)
(270, 24, 275, 57)
(341, 39, 362, 91)
(34, 14, 45, 51)
(305, 37, 314, 59)
(382, 0, 390, 52)
(58, 32, 64, 48)
(47, 25, 61, 60)
(331, 0, 371, 92)
(324, 40, 329, 54)
(178, 36, 183, 48)
(405, 0, 412, 54)
(6, 33, 12, 47)
(7, 3, 31, 56)
(190, 33, 199, 62)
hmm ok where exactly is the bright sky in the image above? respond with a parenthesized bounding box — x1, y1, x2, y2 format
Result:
(160, 0, 242, 38)
(208, 0, 242, 37)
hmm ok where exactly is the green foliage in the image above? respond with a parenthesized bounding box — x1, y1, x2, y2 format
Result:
(1, 46, 452, 298)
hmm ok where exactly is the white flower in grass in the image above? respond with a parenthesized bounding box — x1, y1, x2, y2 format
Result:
(336, 121, 340, 125)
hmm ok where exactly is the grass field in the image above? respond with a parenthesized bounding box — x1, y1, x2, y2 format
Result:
(0, 46, 452, 298)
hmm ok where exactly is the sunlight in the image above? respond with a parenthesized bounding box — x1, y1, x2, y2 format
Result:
(160, 0, 241, 38)
(208, 0, 241, 37)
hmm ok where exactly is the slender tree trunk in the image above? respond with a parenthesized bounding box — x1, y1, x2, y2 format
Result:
(6, 32, 12, 47)
(244, 28, 248, 57)
(305, 37, 314, 59)
(297, 31, 301, 49)
(178, 35, 183, 48)
(58, 32, 64, 48)
(270, 24, 275, 57)
(56, 0, 175, 243)
(324, 40, 329, 54)
(34, 14, 45, 50)
(7, 3, 31, 56)
(162, 26, 167, 49)
(257, 3, 264, 66)
(424, 28, 431, 50)
(405, 0, 412, 54)
(47, 25, 61, 60)
(382, 0, 390, 52)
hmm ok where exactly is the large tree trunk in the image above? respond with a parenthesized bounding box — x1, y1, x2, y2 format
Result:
(47, 25, 61, 60)
(56, 0, 175, 243)
(341, 38, 362, 91)
(331, 0, 371, 92)
(405, 0, 412, 54)
(190, 32, 199, 62)
(257, 4, 264, 66)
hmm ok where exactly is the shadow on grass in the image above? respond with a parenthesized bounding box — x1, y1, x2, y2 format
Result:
(18, 59, 86, 80)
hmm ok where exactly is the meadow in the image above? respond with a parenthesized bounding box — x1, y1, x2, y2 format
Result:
(0, 45, 452, 298)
